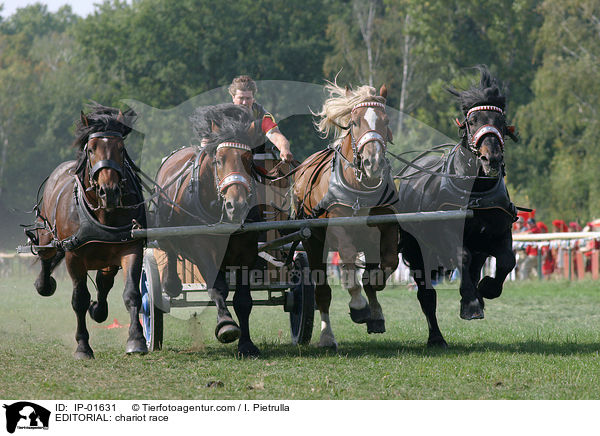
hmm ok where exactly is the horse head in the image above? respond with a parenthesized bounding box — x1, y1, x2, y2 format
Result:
(195, 104, 259, 223)
(348, 85, 392, 184)
(212, 139, 254, 223)
(450, 66, 518, 178)
(78, 108, 134, 211)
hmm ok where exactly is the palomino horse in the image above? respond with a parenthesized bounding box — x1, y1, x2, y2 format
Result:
(153, 103, 263, 357)
(396, 66, 518, 346)
(29, 104, 147, 359)
(293, 82, 399, 349)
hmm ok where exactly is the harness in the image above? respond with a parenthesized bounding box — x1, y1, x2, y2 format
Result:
(165, 143, 257, 224)
(310, 148, 399, 217)
(27, 130, 146, 252)
(59, 174, 145, 251)
(396, 144, 517, 219)
(297, 101, 398, 217)
(454, 105, 517, 155)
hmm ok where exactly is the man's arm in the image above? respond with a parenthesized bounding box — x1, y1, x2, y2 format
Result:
(266, 128, 294, 162)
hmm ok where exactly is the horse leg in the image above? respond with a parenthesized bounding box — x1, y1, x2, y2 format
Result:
(304, 236, 337, 350)
(161, 249, 182, 297)
(401, 231, 447, 347)
(34, 248, 64, 297)
(469, 253, 488, 309)
(362, 223, 399, 334)
(233, 272, 259, 357)
(459, 248, 484, 320)
(88, 266, 118, 323)
(121, 251, 148, 354)
(362, 262, 385, 334)
(329, 227, 369, 324)
(478, 241, 516, 300)
(66, 254, 94, 359)
(209, 270, 241, 344)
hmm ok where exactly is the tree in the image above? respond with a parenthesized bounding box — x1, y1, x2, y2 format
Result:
(515, 0, 600, 222)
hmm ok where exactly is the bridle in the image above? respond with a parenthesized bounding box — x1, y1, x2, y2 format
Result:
(84, 131, 126, 207)
(213, 141, 254, 205)
(336, 101, 390, 186)
(455, 105, 511, 156)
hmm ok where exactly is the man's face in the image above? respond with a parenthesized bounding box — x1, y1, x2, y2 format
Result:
(232, 90, 254, 109)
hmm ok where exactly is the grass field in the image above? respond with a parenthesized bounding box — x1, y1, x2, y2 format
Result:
(1, 269, 599, 400)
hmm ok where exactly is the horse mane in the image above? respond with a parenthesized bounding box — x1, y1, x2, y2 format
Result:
(190, 103, 258, 155)
(448, 65, 507, 114)
(72, 102, 136, 150)
(313, 80, 385, 139)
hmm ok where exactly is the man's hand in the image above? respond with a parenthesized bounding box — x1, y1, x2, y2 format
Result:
(279, 146, 294, 163)
(268, 129, 294, 162)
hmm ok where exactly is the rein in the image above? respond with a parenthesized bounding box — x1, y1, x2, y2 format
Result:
(390, 146, 498, 181)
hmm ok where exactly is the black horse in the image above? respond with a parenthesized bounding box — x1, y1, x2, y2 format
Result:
(396, 66, 518, 346)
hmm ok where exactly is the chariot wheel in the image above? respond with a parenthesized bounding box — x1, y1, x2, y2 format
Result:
(288, 252, 315, 345)
(141, 249, 164, 351)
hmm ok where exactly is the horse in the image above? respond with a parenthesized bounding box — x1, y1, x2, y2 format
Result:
(292, 82, 399, 349)
(28, 103, 147, 359)
(395, 66, 518, 346)
(153, 103, 263, 357)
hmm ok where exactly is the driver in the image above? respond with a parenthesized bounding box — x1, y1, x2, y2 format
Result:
(228, 75, 294, 163)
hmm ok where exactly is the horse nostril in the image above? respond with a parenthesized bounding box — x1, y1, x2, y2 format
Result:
(363, 158, 371, 168)
(98, 186, 106, 197)
(480, 155, 489, 162)
(225, 201, 234, 211)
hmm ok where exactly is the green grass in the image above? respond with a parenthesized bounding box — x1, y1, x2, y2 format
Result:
(1, 269, 599, 399)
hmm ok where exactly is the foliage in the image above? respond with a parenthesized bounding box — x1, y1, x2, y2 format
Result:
(0, 0, 597, 247)
(514, 0, 600, 222)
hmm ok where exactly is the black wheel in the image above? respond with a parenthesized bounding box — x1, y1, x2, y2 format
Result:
(289, 252, 314, 345)
(141, 249, 164, 351)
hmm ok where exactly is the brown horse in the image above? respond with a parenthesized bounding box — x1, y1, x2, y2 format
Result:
(153, 103, 263, 357)
(293, 82, 399, 349)
(30, 104, 147, 359)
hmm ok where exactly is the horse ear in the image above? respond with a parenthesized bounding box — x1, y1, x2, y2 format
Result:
(387, 127, 394, 143)
(345, 85, 352, 97)
(80, 111, 89, 127)
(117, 110, 124, 124)
(211, 121, 220, 132)
(379, 84, 388, 100)
(507, 125, 519, 142)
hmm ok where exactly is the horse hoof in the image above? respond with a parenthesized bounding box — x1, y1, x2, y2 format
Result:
(88, 301, 109, 323)
(126, 340, 149, 355)
(427, 337, 448, 348)
(349, 305, 371, 324)
(215, 319, 241, 344)
(460, 300, 484, 320)
(237, 341, 260, 358)
(366, 319, 386, 334)
(35, 276, 56, 297)
(74, 347, 94, 360)
(318, 340, 338, 352)
(163, 278, 183, 298)
(478, 276, 502, 299)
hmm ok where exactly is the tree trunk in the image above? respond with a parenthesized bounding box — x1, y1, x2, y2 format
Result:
(0, 126, 7, 201)
(354, 0, 377, 86)
(398, 14, 412, 135)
